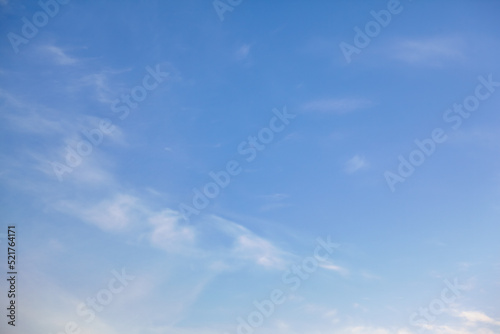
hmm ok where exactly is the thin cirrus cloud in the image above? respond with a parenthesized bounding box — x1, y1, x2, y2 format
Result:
(52, 189, 290, 270)
(318, 262, 349, 276)
(258, 193, 292, 212)
(235, 43, 252, 60)
(458, 310, 500, 326)
(54, 193, 144, 231)
(259, 193, 290, 201)
(231, 232, 286, 268)
(0, 86, 126, 186)
(301, 98, 372, 114)
(389, 36, 465, 66)
(209, 215, 289, 269)
(2, 66, 291, 271)
(414, 308, 500, 334)
(40, 45, 79, 66)
(149, 208, 197, 253)
(0, 89, 70, 136)
(152, 213, 290, 270)
(344, 154, 368, 174)
(2, 2, 499, 333)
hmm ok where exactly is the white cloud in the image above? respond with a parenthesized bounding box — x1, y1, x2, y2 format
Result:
(345, 154, 368, 174)
(52, 190, 289, 270)
(54, 193, 143, 231)
(302, 98, 371, 114)
(78, 70, 124, 104)
(319, 261, 349, 276)
(149, 209, 196, 252)
(235, 44, 251, 60)
(42, 45, 78, 65)
(3, 109, 65, 135)
(0, 89, 126, 186)
(210, 216, 288, 269)
(324, 309, 339, 323)
(361, 271, 382, 280)
(234, 233, 284, 267)
(258, 193, 291, 212)
(390, 36, 465, 66)
(0, 89, 70, 136)
(459, 311, 500, 326)
(260, 193, 289, 201)
(415, 309, 500, 334)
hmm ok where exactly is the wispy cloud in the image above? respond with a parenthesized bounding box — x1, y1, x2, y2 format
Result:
(302, 98, 371, 114)
(210, 216, 289, 269)
(149, 209, 196, 252)
(390, 36, 465, 66)
(258, 193, 291, 212)
(361, 271, 382, 280)
(77, 69, 130, 104)
(0, 89, 70, 136)
(235, 43, 251, 60)
(319, 261, 349, 276)
(41, 45, 78, 65)
(344, 155, 368, 174)
(259, 202, 292, 212)
(3, 109, 66, 135)
(233, 233, 284, 268)
(54, 193, 144, 231)
(52, 188, 290, 270)
(458, 310, 500, 326)
(260, 193, 290, 201)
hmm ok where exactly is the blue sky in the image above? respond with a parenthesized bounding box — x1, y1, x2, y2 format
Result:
(1, 0, 500, 333)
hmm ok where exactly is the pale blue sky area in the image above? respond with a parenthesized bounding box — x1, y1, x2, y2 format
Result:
(1, 1, 500, 334)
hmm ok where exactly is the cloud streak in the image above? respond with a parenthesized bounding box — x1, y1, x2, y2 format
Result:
(344, 155, 368, 174)
(389, 36, 465, 66)
(302, 98, 371, 114)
